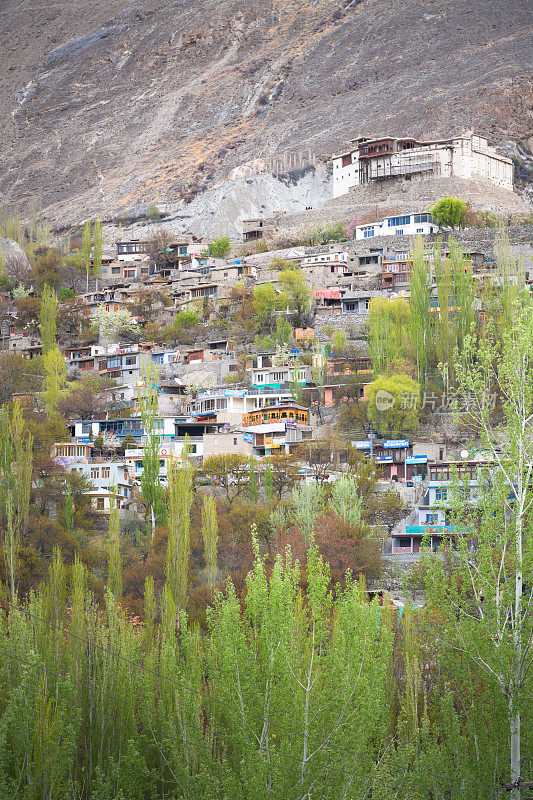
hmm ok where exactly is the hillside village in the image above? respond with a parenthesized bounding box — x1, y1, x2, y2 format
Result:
(0, 6, 533, 778)
(0, 130, 531, 611)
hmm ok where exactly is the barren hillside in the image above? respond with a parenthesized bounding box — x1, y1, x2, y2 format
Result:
(0, 0, 531, 224)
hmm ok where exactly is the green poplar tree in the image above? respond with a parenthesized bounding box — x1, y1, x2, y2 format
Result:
(409, 235, 432, 383)
(107, 486, 122, 602)
(292, 481, 325, 545)
(201, 494, 218, 589)
(330, 475, 362, 529)
(43, 347, 67, 415)
(39, 283, 58, 355)
(0, 402, 32, 598)
(138, 361, 165, 537)
(368, 297, 413, 372)
(165, 457, 193, 609)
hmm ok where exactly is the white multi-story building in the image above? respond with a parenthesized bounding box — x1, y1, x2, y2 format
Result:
(301, 252, 351, 272)
(193, 387, 295, 426)
(332, 133, 514, 198)
(124, 439, 201, 484)
(63, 460, 134, 510)
(354, 212, 438, 240)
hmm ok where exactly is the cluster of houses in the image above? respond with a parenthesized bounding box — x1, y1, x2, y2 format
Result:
(26, 220, 507, 559)
(1, 129, 527, 562)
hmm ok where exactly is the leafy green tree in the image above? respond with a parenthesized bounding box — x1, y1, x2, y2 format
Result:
(43, 347, 67, 416)
(292, 481, 325, 544)
(330, 476, 362, 530)
(138, 361, 165, 537)
(366, 373, 420, 436)
(0, 402, 32, 598)
(252, 282, 279, 333)
(278, 268, 311, 327)
(201, 494, 218, 589)
(409, 236, 432, 383)
(208, 235, 231, 258)
(107, 487, 122, 602)
(305, 220, 345, 245)
(165, 457, 193, 609)
(430, 196, 467, 229)
(175, 309, 199, 328)
(39, 283, 58, 355)
(368, 297, 413, 373)
(206, 542, 394, 797)
(264, 461, 273, 500)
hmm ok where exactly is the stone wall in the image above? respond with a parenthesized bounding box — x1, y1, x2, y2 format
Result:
(313, 313, 368, 345)
(264, 177, 531, 236)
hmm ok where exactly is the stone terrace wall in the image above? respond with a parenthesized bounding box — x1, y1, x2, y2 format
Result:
(264, 176, 531, 235)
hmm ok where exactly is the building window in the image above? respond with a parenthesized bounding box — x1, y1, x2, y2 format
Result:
(416, 228, 424, 233)
(233, 438, 238, 446)
(414, 213, 430, 223)
(102, 467, 110, 479)
(388, 215, 411, 227)
(96, 498, 105, 511)
(363, 227, 375, 238)
(426, 514, 438, 523)
(395, 230, 404, 236)
(436, 488, 448, 502)
(342, 154, 352, 167)
(90, 467, 100, 479)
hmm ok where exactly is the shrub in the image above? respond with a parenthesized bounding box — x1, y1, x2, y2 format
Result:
(208, 235, 231, 258)
(147, 203, 161, 220)
(366, 373, 421, 436)
(175, 310, 199, 328)
(430, 197, 467, 230)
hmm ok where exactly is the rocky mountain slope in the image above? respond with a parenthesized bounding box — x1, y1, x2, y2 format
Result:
(1, 0, 531, 227)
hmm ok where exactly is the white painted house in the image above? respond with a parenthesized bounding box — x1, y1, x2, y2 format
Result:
(354, 213, 438, 240)
(332, 133, 514, 198)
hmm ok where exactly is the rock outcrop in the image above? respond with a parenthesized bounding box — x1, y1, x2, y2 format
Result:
(0, 237, 32, 283)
